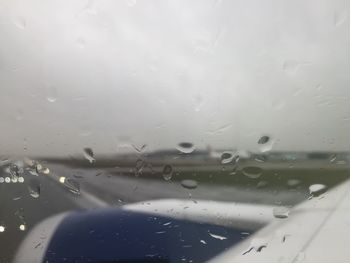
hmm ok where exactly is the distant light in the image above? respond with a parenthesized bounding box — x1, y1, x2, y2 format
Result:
(19, 224, 26, 231)
(5, 177, 10, 183)
(18, 177, 24, 183)
(0, 226, 5, 232)
(59, 176, 66, 183)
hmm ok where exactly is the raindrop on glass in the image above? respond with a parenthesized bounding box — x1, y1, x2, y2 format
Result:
(65, 178, 80, 195)
(287, 179, 300, 187)
(258, 136, 270, 144)
(254, 155, 267, 163)
(220, 151, 237, 164)
(132, 144, 147, 153)
(309, 184, 326, 196)
(273, 206, 290, 219)
(134, 159, 145, 176)
(208, 232, 227, 240)
(229, 166, 238, 175)
(28, 180, 40, 198)
(176, 142, 195, 154)
(46, 85, 58, 103)
(330, 154, 337, 163)
(242, 166, 262, 179)
(258, 135, 274, 153)
(181, 179, 198, 189)
(9, 164, 20, 177)
(242, 238, 268, 255)
(162, 164, 173, 181)
(257, 180, 267, 188)
(83, 147, 95, 163)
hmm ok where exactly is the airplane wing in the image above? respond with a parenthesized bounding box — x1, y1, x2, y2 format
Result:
(208, 179, 350, 263)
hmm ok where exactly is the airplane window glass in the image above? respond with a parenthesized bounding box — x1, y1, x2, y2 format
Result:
(0, 1, 349, 263)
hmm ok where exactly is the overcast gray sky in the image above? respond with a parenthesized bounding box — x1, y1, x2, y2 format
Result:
(0, 0, 350, 156)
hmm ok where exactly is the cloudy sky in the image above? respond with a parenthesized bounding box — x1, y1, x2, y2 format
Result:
(0, 0, 350, 156)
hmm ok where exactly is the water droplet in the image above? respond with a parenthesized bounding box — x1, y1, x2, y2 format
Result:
(28, 180, 40, 198)
(334, 10, 348, 27)
(273, 206, 290, 219)
(65, 178, 80, 195)
(176, 142, 195, 154)
(208, 232, 227, 240)
(162, 164, 173, 181)
(330, 154, 337, 163)
(19, 224, 26, 231)
(254, 155, 267, 163)
(257, 180, 267, 188)
(229, 166, 238, 175)
(287, 179, 300, 187)
(83, 148, 95, 163)
(134, 159, 145, 176)
(46, 85, 58, 102)
(9, 164, 20, 177)
(242, 166, 262, 179)
(132, 144, 147, 153)
(309, 184, 326, 196)
(258, 136, 270, 144)
(206, 123, 233, 135)
(181, 179, 198, 189)
(220, 151, 238, 164)
(257, 136, 274, 153)
(28, 170, 38, 176)
(0, 226, 5, 232)
(242, 238, 268, 255)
